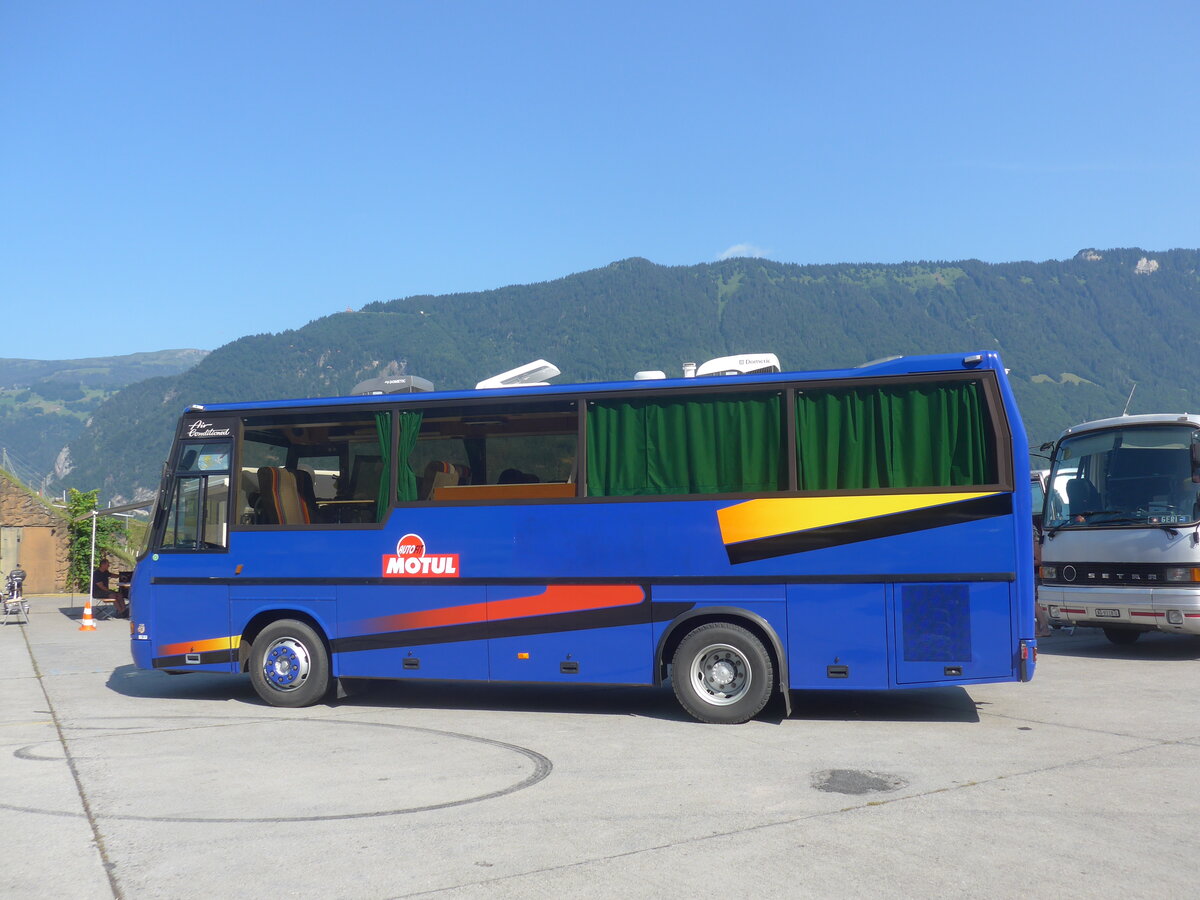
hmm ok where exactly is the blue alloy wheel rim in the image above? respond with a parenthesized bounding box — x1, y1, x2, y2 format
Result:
(263, 637, 311, 691)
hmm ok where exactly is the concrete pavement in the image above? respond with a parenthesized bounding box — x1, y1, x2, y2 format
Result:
(3, 595, 1198, 898)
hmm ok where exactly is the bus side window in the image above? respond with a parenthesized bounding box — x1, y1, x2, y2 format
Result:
(795, 379, 997, 490)
(406, 400, 577, 502)
(586, 392, 783, 497)
(239, 411, 394, 525)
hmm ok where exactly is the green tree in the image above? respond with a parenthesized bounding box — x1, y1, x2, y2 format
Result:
(66, 488, 126, 591)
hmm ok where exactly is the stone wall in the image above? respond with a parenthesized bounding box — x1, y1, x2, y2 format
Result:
(0, 472, 71, 593)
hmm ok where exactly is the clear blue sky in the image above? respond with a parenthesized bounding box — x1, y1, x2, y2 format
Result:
(3, 1, 1198, 360)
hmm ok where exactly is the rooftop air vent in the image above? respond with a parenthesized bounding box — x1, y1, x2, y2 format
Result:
(351, 375, 435, 395)
(475, 360, 561, 390)
(694, 353, 781, 377)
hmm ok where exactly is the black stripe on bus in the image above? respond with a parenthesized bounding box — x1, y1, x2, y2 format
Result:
(152, 650, 235, 668)
(151, 571, 1014, 587)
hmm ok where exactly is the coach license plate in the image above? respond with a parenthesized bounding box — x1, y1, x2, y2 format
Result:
(1095, 608, 1120, 618)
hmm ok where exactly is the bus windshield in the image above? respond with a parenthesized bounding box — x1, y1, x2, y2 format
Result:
(1046, 424, 1200, 529)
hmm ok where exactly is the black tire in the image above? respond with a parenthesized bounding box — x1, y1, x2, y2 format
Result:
(249, 619, 332, 708)
(671, 622, 774, 724)
(1103, 627, 1142, 646)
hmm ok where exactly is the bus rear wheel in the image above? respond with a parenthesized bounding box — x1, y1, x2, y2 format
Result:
(249, 619, 331, 708)
(1103, 628, 1142, 646)
(672, 622, 774, 724)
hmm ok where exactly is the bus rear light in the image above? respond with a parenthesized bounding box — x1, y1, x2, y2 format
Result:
(1165, 567, 1200, 583)
(1040, 566, 1056, 580)
(1018, 639, 1035, 681)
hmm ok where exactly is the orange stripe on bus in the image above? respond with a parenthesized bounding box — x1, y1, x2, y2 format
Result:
(356, 584, 644, 634)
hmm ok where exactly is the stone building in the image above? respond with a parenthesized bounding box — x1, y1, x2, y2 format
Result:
(0, 469, 71, 593)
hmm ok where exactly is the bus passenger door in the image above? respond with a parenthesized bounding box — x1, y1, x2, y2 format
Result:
(486, 584, 653, 684)
(142, 459, 236, 673)
(892, 582, 1014, 684)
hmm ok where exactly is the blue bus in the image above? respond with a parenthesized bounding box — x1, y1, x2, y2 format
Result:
(129, 351, 1036, 723)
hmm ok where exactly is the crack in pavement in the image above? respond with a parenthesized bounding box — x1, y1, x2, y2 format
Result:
(20, 621, 123, 900)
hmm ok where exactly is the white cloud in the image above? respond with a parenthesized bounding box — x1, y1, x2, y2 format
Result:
(716, 243, 770, 260)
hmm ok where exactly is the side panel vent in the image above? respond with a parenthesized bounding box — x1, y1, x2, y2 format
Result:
(901, 584, 971, 662)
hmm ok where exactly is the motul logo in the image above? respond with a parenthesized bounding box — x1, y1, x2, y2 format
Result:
(382, 533, 460, 578)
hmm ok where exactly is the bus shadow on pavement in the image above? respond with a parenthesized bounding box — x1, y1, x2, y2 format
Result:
(106, 664, 260, 703)
(103, 667, 787, 723)
(339, 679, 708, 722)
(787, 686, 980, 724)
(338, 681, 974, 724)
(104, 666, 976, 724)
(1036, 629, 1200, 661)
(105, 665, 694, 719)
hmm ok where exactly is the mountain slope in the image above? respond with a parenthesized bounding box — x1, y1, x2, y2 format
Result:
(0, 349, 207, 486)
(56, 250, 1199, 501)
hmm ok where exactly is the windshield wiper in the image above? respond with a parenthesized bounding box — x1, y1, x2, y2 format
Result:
(1046, 510, 1118, 538)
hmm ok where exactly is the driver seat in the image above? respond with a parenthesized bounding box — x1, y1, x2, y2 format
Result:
(1065, 478, 1101, 515)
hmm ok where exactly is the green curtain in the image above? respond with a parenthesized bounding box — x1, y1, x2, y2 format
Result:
(587, 393, 782, 496)
(374, 412, 393, 521)
(795, 381, 993, 490)
(395, 410, 424, 502)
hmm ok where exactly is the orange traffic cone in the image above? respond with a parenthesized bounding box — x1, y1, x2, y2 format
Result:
(79, 598, 96, 631)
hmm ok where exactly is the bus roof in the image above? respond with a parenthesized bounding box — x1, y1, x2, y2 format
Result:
(184, 351, 1008, 416)
(1056, 412, 1200, 440)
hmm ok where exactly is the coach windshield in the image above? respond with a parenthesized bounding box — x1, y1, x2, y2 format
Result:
(1045, 424, 1200, 529)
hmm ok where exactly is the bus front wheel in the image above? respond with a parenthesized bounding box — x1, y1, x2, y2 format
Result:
(249, 619, 331, 708)
(672, 622, 774, 724)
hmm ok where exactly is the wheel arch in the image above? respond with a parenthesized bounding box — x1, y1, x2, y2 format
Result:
(655, 606, 791, 717)
(237, 609, 330, 672)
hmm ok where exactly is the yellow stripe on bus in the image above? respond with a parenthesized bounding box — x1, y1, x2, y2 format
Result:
(716, 493, 1000, 546)
(158, 634, 241, 656)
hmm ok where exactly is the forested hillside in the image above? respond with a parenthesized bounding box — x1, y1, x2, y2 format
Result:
(0, 349, 207, 486)
(55, 248, 1200, 502)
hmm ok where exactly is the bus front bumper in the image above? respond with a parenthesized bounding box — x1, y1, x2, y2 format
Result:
(1038, 585, 1200, 635)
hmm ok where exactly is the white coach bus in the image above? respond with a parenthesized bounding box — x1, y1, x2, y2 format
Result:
(1038, 413, 1200, 643)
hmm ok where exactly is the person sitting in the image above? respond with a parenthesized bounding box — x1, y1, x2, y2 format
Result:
(6, 565, 25, 598)
(92, 559, 129, 618)
(498, 468, 539, 484)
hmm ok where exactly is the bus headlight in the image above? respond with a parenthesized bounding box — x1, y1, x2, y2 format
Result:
(1165, 567, 1200, 583)
(1047, 605, 1061, 619)
(1167, 610, 1184, 625)
(1040, 566, 1056, 580)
